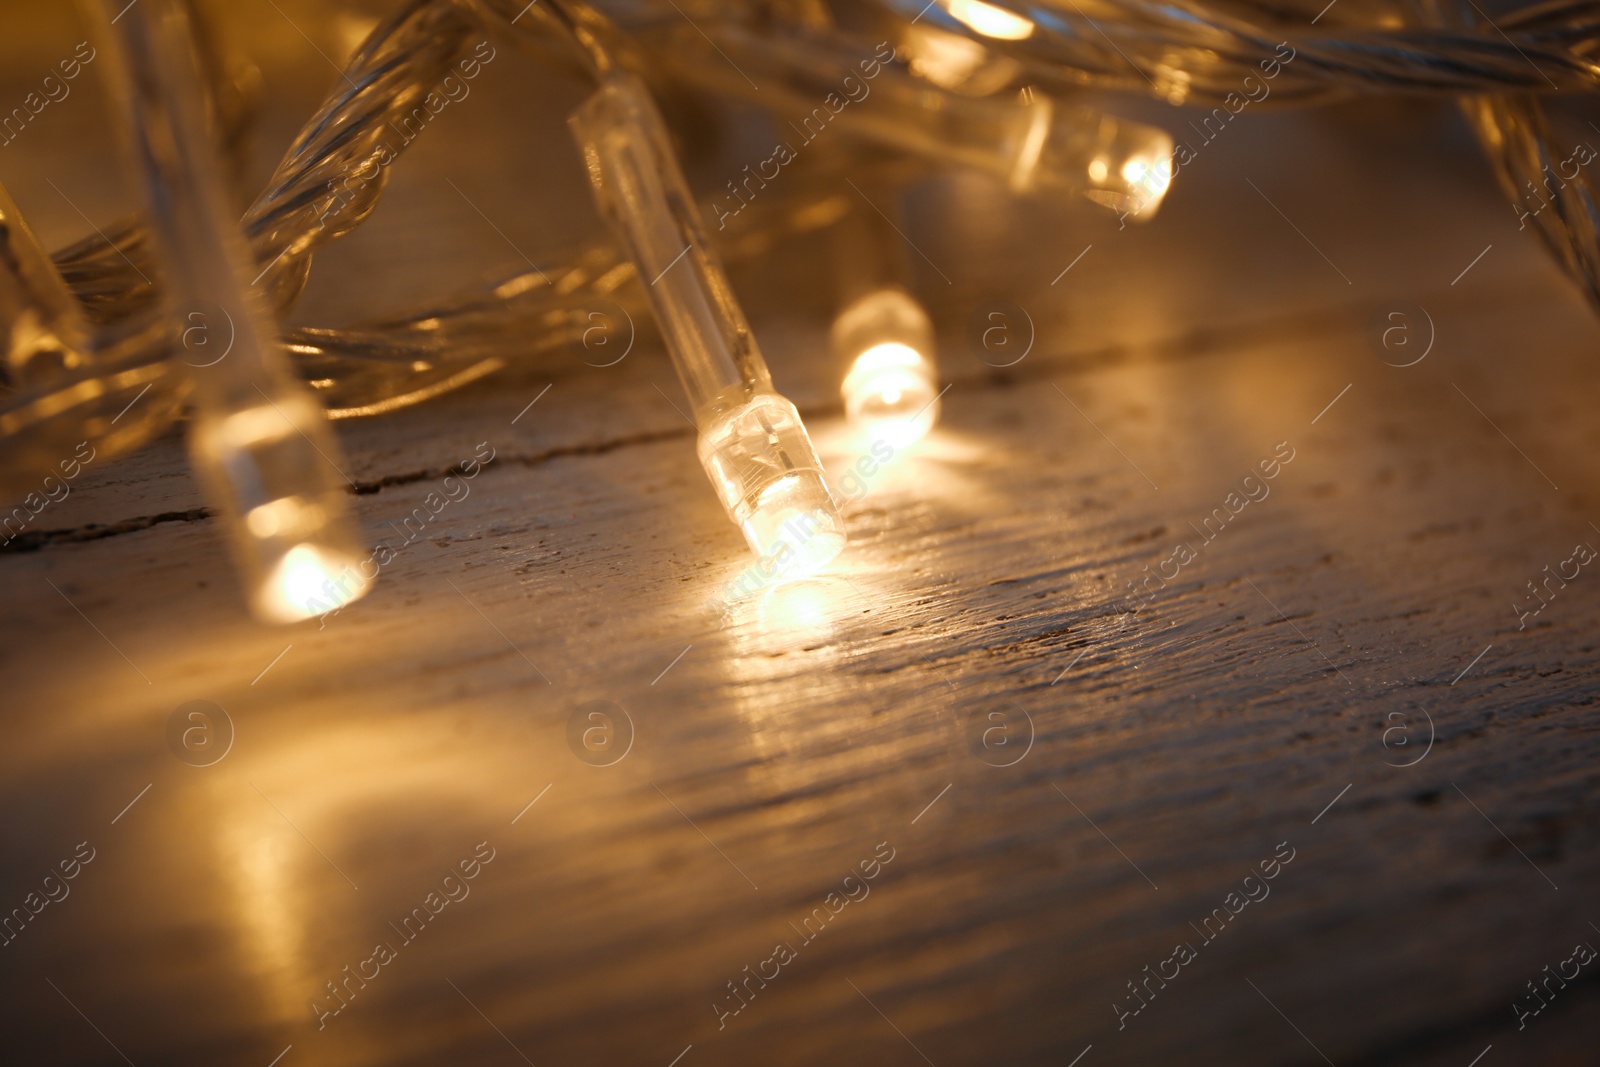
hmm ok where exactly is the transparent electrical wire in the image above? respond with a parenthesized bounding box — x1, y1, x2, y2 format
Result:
(0, 0, 1134, 495)
(1416, 0, 1600, 311)
(878, 0, 1600, 103)
(880, 0, 1600, 326)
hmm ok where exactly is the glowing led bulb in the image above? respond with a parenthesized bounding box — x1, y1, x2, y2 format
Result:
(1119, 150, 1174, 215)
(93, 0, 372, 624)
(945, 0, 1036, 40)
(834, 290, 940, 448)
(698, 395, 846, 576)
(188, 390, 372, 622)
(572, 72, 846, 575)
(1069, 116, 1175, 219)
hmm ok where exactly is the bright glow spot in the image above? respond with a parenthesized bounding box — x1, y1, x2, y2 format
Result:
(744, 504, 846, 581)
(741, 472, 847, 581)
(246, 503, 283, 539)
(758, 475, 801, 508)
(256, 543, 369, 624)
(774, 584, 830, 627)
(843, 343, 939, 448)
(697, 393, 848, 577)
(852, 342, 921, 376)
(945, 0, 1035, 40)
(758, 579, 842, 634)
(1124, 153, 1172, 214)
(1080, 123, 1175, 219)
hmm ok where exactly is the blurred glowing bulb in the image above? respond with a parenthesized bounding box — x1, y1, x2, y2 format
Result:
(945, 0, 1035, 40)
(833, 290, 941, 448)
(190, 397, 372, 625)
(255, 543, 369, 624)
(1124, 153, 1173, 211)
(1074, 119, 1175, 220)
(842, 342, 939, 447)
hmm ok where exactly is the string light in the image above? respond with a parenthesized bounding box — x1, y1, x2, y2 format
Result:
(91, 0, 371, 624)
(6, 0, 1593, 618)
(571, 70, 845, 578)
(0, 4, 1183, 487)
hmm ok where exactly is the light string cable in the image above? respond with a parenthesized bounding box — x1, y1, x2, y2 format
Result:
(0, 0, 1158, 494)
(0, 0, 490, 498)
(11, 0, 1600, 501)
(885, 0, 1600, 103)
(884, 0, 1600, 309)
(30, 0, 850, 577)
(1414, 0, 1600, 309)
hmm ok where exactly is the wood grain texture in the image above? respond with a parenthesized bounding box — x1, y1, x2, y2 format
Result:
(1, 5, 1599, 1066)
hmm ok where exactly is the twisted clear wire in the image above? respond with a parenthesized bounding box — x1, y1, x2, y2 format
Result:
(4, 0, 1598, 499)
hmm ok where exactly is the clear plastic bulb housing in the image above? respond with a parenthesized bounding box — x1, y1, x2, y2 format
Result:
(92, 0, 372, 624)
(572, 72, 846, 576)
(1070, 113, 1175, 218)
(698, 394, 846, 576)
(189, 391, 369, 623)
